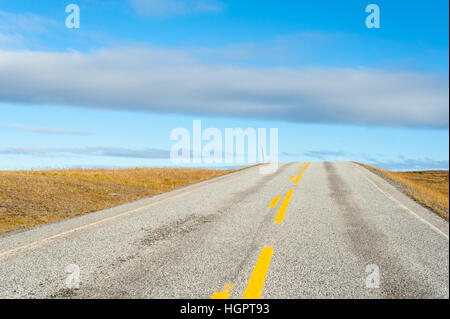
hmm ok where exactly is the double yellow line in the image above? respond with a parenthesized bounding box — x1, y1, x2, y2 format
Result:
(242, 247, 274, 299)
(211, 247, 274, 299)
(211, 162, 310, 299)
(300, 162, 310, 170)
(211, 283, 233, 299)
(273, 190, 294, 223)
(271, 162, 309, 223)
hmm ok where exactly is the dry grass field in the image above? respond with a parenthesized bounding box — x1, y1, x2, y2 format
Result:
(357, 163, 449, 220)
(0, 167, 236, 235)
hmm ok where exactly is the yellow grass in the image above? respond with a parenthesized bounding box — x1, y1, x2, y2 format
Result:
(0, 167, 236, 235)
(358, 163, 449, 220)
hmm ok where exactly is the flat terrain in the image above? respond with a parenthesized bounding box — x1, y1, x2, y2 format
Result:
(0, 162, 448, 299)
(0, 168, 235, 235)
(357, 164, 449, 219)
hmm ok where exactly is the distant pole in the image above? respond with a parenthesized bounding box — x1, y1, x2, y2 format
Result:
(260, 144, 265, 163)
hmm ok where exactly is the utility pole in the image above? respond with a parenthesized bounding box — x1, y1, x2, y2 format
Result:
(260, 144, 265, 163)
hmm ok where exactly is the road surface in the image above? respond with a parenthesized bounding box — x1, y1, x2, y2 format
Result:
(0, 162, 448, 298)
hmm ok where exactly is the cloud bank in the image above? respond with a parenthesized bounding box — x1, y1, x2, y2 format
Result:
(0, 48, 448, 127)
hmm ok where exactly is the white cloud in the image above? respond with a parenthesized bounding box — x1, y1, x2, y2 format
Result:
(10, 124, 92, 135)
(0, 146, 170, 159)
(0, 10, 57, 49)
(0, 10, 56, 34)
(0, 48, 448, 127)
(130, 0, 225, 17)
(0, 32, 23, 45)
(364, 157, 449, 171)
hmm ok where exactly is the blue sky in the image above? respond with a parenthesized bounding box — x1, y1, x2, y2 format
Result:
(0, 0, 448, 170)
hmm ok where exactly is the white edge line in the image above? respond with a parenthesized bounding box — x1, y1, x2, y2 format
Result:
(354, 164, 449, 241)
(0, 165, 260, 260)
(0, 190, 186, 259)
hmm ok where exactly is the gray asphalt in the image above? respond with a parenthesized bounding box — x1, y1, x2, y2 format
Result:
(0, 162, 448, 299)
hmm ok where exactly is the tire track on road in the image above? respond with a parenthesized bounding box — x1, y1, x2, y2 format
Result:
(325, 162, 436, 298)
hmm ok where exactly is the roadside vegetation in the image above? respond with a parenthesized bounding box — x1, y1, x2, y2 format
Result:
(357, 163, 449, 220)
(0, 167, 236, 235)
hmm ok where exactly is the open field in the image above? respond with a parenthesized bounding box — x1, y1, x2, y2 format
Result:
(356, 163, 449, 220)
(0, 167, 236, 235)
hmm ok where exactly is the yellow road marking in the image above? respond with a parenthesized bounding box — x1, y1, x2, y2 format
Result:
(289, 176, 294, 180)
(274, 190, 294, 223)
(293, 172, 302, 185)
(242, 247, 274, 299)
(302, 162, 310, 170)
(268, 196, 280, 207)
(211, 283, 233, 299)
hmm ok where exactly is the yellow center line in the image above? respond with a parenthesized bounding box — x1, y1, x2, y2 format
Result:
(268, 196, 280, 207)
(242, 247, 274, 299)
(274, 190, 294, 223)
(211, 283, 234, 299)
(289, 175, 294, 180)
(302, 162, 310, 170)
(293, 172, 302, 185)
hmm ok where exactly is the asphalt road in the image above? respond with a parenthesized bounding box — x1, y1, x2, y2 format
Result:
(0, 162, 448, 299)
